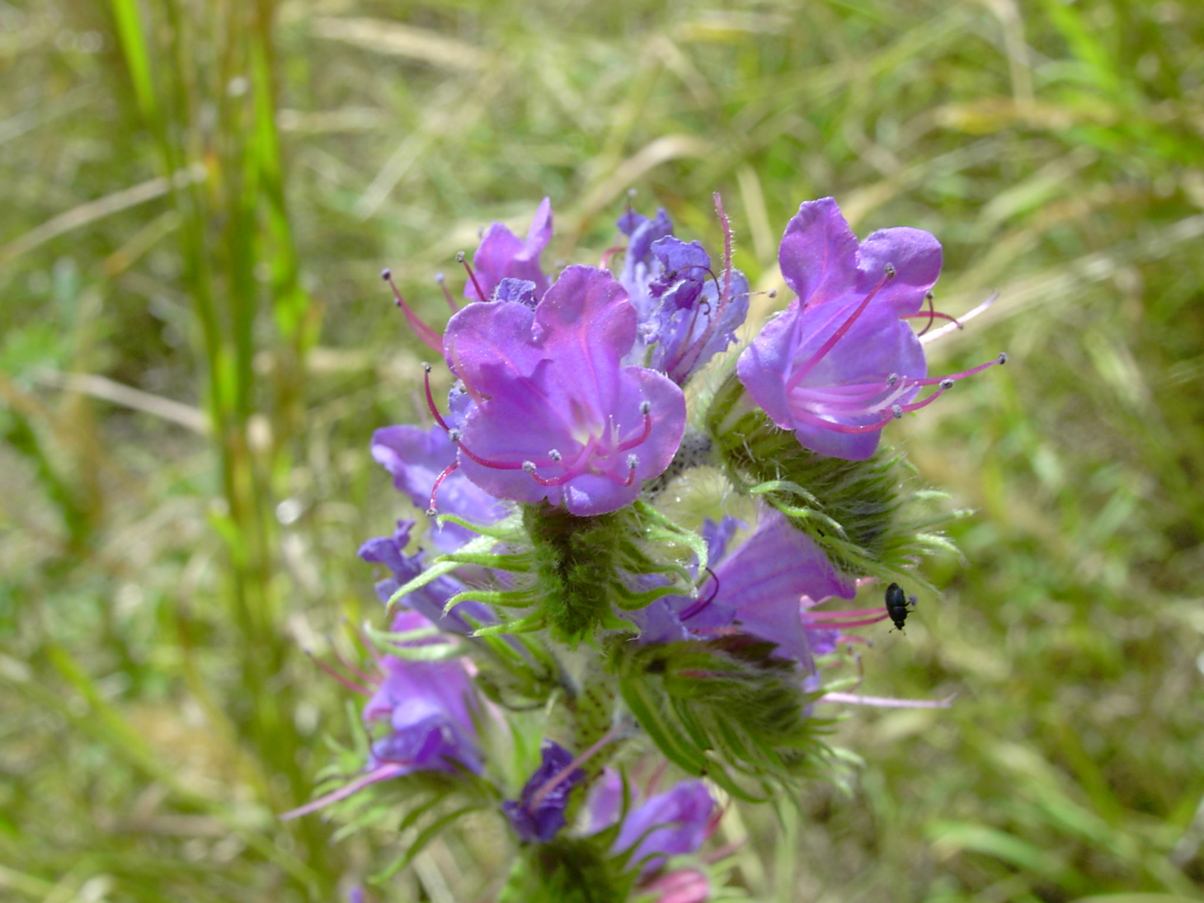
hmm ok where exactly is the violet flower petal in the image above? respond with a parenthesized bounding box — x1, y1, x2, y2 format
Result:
(712, 508, 855, 666)
(614, 780, 716, 876)
(502, 740, 585, 844)
(468, 198, 553, 302)
(445, 265, 687, 516)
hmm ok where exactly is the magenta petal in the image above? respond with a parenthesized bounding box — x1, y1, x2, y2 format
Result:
(444, 265, 686, 515)
(468, 198, 553, 302)
(736, 301, 803, 431)
(615, 781, 715, 875)
(855, 226, 942, 315)
(778, 198, 860, 307)
(714, 508, 855, 664)
(741, 197, 942, 461)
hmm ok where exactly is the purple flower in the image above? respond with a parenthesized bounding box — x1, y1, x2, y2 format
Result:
(282, 610, 482, 820)
(737, 198, 947, 460)
(357, 520, 495, 634)
(586, 771, 717, 876)
(711, 508, 855, 665)
(502, 740, 586, 843)
(443, 264, 687, 516)
(617, 207, 675, 323)
(371, 423, 507, 551)
(467, 198, 553, 303)
(628, 510, 853, 667)
(362, 611, 483, 775)
(622, 517, 742, 644)
(617, 209, 749, 385)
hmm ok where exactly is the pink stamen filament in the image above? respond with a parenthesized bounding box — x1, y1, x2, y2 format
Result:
(427, 460, 460, 515)
(803, 611, 891, 630)
(675, 568, 720, 623)
(527, 726, 623, 813)
(435, 272, 460, 313)
(457, 251, 490, 304)
(329, 640, 378, 686)
(452, 401, 651, 491)
(281, 762, 408, 820)
(616, 403, 653, 453)
(786, 270, 893, 392)
(804, 606, 892, 621)
(789, 353, 1007, 432)
(450, 431, 542, 471)
(920, 292, 998, 346)
(906, 309, 960, 328)
(382, 269, 443, 354)
(306, 650, 373, 696)
(422, 364, 450, 431)
(600, 243, 627, 268)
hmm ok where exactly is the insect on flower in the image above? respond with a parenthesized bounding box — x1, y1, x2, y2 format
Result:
(884, 582, 916, 632)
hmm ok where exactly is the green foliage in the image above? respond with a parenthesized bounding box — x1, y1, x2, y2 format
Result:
(707, 380, 962, 595)
(614, 636, 836, 800)
(500, 836, 637, 903)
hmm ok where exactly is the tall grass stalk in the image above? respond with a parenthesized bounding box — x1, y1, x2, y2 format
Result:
(105, 0, 330, 891)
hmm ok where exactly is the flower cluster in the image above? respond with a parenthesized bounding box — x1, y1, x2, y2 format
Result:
(298, 195, 1005, 901)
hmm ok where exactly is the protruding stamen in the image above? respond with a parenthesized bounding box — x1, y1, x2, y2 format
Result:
(527, 726, 624, 813)
(281, 762, 409, 820)
(382, 268, 443, 353)
(908, 293, 960, 337)
(435, 272, 459, 313)
(422, 363, 451, 431)
(457, 250, 490, 304)
(526, 469, 576, 487)
(305, 649, 372, 696)
(449, 430, 533, 471)
(427, 460, 460, 515)
(884, 262, 897, 278)
(616, 400, 654, 453)
(803, 610, 891, 630)
(920, 292, 998, 345)
(622, 454, 639, 487)
(548, 449, 562, 462)
(600, 243, 627, 268)
(675, 567, 720, 623)
(328, 637, 377, 686)
(787, 270, 893, 391)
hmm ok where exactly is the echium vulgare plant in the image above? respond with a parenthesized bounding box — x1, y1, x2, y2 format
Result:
(288, 194, 1007, 901)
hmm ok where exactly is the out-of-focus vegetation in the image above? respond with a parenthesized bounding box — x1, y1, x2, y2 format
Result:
(1, 0, 1202, 900)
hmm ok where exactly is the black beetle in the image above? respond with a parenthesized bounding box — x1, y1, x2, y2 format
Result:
(885, 582, 916, 631)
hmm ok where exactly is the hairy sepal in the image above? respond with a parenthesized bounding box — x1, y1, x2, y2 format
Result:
(613, 637, 834, 799)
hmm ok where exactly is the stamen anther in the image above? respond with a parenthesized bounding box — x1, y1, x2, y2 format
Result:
(381, 267, 444, 353)
(457, 251, 490, 303)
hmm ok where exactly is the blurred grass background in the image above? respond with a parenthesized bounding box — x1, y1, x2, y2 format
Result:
(1, 0, 1202, 900)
